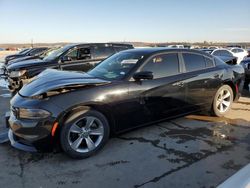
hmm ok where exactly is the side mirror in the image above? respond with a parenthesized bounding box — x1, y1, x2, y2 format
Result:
(133, 71, 153, 81)
(60, 56, 71, 62)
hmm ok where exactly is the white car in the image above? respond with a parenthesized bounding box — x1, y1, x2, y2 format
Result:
(229, 47, 248, 63)
(211, 48, 247, 64)
(168, 44, 185, 48)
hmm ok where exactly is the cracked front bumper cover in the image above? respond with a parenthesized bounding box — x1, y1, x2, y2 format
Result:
(8, 129, 37, 152)
(0, 129, 9, 143)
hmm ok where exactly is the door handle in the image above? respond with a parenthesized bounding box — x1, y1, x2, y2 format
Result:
(176, 82, 184, 87)
(213, 73, 220, 78)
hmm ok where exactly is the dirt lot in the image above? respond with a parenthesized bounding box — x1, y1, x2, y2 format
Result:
(0, 61, 249, 188)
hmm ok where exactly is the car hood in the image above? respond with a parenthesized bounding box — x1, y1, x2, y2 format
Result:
(7, 58, 46, 71)
(19, 69, 110, 97)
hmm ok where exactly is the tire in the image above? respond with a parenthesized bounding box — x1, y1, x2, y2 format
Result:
(212, 85, 233, 117)
(60, 109, 110, 159)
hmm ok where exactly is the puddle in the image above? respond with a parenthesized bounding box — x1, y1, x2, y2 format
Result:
(185, 115, 250, 127)
(0, 79, 8, 88)
(0, 93, 11, 98)
(0, 129, 9, 143)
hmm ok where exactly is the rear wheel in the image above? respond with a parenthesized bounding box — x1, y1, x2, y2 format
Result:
(60, 109, 110, 159)
(212, 85, 233, 117)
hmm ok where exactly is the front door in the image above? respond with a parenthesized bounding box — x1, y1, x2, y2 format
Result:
(121, 53, 188, 131)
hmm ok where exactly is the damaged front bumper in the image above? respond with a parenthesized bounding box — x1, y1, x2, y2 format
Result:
(0, 112, 11, 144)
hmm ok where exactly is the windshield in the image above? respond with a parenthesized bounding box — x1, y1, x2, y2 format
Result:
(19, 48, 30, 54)
(40, 47, 60, 58)
(88, 52, 144, 80)
(43, 46, 67, 61)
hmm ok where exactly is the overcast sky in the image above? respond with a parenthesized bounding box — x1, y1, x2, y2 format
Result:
(0, 0, 250, 43)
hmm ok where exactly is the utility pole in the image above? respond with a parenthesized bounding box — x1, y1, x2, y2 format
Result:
(31, 38, 33, 48)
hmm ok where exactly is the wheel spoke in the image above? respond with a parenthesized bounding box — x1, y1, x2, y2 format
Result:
(220, 90, 224, 98)
(85, 117, 95, 130)
(220, 103, 224, 112)
(89, 127, 104, 136)
(85, 136, 95, 151)
(222, 100, 230, 107)
(223, 91, 230, 99)
(216, 100, 220, 108)
(71, 136, 83, 150)
(70, 124, 82, 134)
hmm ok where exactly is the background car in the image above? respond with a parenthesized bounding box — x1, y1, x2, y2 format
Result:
(8, 48, 244, 158)
(4, 47, 48, 64)
(240, 57, 250, 89)
(7, 47, 60, 65)
(168, 44, 185, 48)
(211, 49, 239, 64)
(228, 47, 248, 63)
(6, 43, 133, 92)
(246, 48, 250, 57)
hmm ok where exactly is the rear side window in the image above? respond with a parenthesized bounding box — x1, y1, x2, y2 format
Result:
(141, 53, 179, 79)
(214, 57, 226, 65)
(215, 50, 232, 57)
(93, 46, 115, 59)
(236, 49, 244, 53)
(78, 47, 91, 60)
(204, 57, 214, 68)
(183, 53, 206, 72)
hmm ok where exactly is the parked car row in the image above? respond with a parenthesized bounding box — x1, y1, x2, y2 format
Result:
(4, 43, 133, 93)
(4, 47, 49, 64)
(3, 45, 245, 158)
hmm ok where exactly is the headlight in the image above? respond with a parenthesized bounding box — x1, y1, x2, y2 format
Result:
(18, 108, 51, 120)
(9, 70, 26, 78)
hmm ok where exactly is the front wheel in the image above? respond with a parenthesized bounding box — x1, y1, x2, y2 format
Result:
(212, 85, 233, 117)
(60, 109, 110, 159)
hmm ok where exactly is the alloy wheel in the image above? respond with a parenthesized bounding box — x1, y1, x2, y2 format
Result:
(216, 89, 232, 113)
(67, 116, 104, 153)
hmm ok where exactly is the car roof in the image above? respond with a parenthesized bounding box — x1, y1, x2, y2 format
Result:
(63, 43, 133, 49)
(122, 47, 213, 57)
(212, 48, 231, 52)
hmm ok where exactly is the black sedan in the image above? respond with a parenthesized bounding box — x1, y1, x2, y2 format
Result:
(8, 48, 244, 158)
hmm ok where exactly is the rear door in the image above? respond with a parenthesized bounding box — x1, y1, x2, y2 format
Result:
(181, 52, 221, 111)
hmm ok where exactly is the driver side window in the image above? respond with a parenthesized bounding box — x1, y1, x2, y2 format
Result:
(65, 49, 78, 61)
(141, 53, 180, 79)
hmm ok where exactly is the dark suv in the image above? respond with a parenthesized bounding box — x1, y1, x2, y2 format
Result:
(240, 57, 250, 89)
(6, 43, 133, 92)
